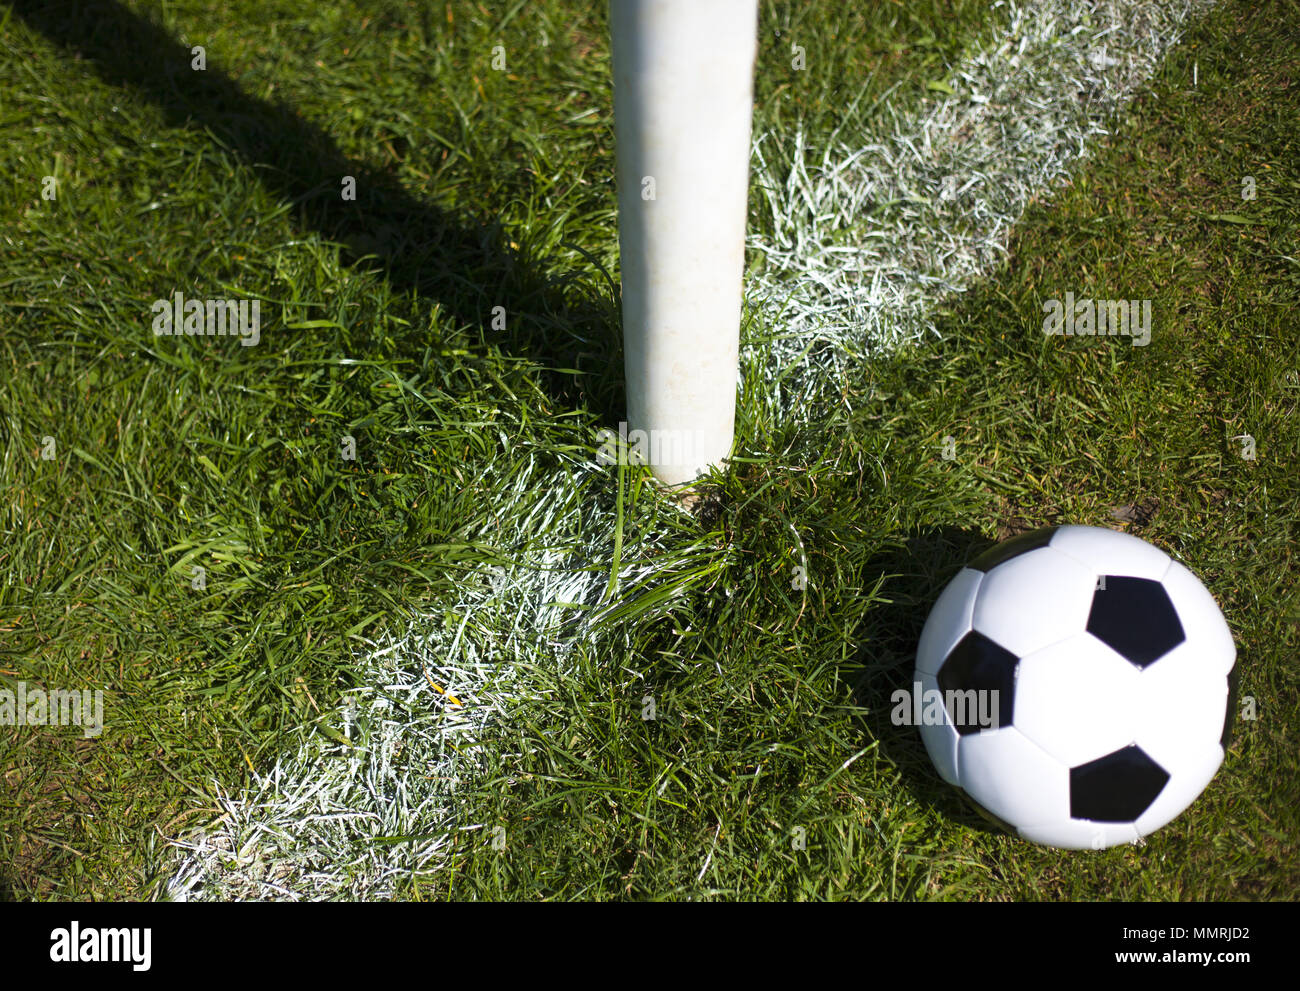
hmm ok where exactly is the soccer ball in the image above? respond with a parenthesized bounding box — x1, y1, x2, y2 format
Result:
(914, 525, 1235, 849)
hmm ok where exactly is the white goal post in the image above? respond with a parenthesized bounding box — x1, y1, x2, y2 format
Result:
(610, 0, 760, 485)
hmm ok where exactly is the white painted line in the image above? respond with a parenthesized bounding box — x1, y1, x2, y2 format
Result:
(746, 0, 1213, 413)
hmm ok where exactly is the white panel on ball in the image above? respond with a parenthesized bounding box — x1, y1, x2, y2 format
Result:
(915, 670, 961, 787)
(971, 547, 1095, 658)
(1134, 648, 1230, 765)
(958, 728, 1070, 830)
(1015, 634, 1140, 767)
(1160, 559, 1237, 676)
(1133, 741, 1224, 839)
(1049, 524, 1171, 582)
(1018, 818, 1141, 851)
(915, 567, 982, 676)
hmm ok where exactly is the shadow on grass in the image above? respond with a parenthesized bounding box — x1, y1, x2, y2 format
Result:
(848, 524, 1015, 838)
(9, 0, 623, 423)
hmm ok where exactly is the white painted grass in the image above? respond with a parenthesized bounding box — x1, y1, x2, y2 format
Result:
(165, 0, 1212, 899)
(167, 465, 628, 900)
(746, 0, 1213, 414)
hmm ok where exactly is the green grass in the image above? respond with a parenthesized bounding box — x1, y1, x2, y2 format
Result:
(1, 0, 1296, 900)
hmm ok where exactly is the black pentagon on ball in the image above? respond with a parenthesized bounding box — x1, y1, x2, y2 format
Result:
(1087, 576, 1185, 668)
(936, 631, 1018, 735)
(1070, 745, 1170, 822)
(967, 527, 1058, 573)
